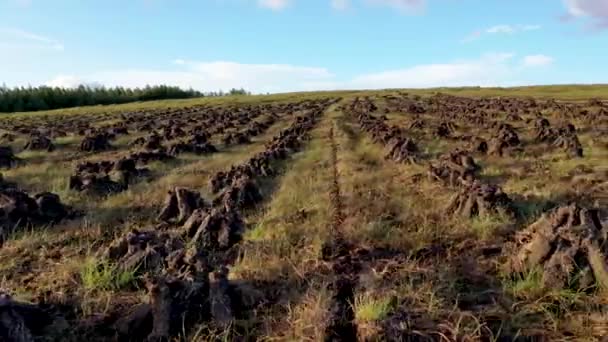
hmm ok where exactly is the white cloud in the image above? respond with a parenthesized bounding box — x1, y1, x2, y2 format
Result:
(331, 0, 350, 10)
(43, 52, 558, 92)
(46, 75, 86, 88)
(0, 28, 63, 50)
(523, 55, 554, 67)
(488, 24, 541, 34)
(46, 75, 102, 88)
(463, 24, 541, 42)
(48, 61, 334, 93)
(364, 0, 425, 12)
(486, 25, 516, 34)
(253, 0, 424, 13)
(349, 53, 517, 89)
(173, 59, 186, 65)
(258, 0, 291, 10)
(563, 0, 608, 29)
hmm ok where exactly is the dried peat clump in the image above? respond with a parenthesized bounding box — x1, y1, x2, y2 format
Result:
(0, 291, 57, 341)
(69, 173, 128, 195)
(504, 204, 608, 290)
(408, 117, 425, 130)
(468, 137, 488, 154)
(80, 134, 112, 152)
(384, 137, 419, 164)
(167, 139, 217, 156)
(158, 187, 207, 224)
(350, 96, 378, 113)
(23, 135, 55, 152)
(553, 123, 584, 158)
(107, 216, 242, 339)
(488, 123, 520, 157)
(187, 207, 245, 251)
(70, 157, 152, 195)
(434, 122, 456, 138)
(428, 150, 480, 187)
(1, 188, 73, 245)
(533, 119, 584, 158)
(114, 258, 225, 340)
(354, 111, 420, 163)
(131, 134, 164, 151)
(0, 146, 19, 169)
(0, 133, 16, 142)
(103, 229, 184, 274)
(445, 181, 513, 219)
(222, 132, 250, 146)
(533, 118, 556, 143)
(213, 176, 263, 212)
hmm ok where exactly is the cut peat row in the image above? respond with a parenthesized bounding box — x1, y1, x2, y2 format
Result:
(0, 99, 336, 342)
(85, 99, 336, 341)
(323, 124, 359, 342)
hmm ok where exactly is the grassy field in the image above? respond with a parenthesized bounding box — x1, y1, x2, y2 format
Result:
(0, 85, 607, 341)
(2, 84, 607, 119)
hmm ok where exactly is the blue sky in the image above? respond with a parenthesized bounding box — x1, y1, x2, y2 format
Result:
(0, 0, 607, 93)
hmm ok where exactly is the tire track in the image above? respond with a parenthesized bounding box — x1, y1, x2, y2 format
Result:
(323, 124, 359, 342)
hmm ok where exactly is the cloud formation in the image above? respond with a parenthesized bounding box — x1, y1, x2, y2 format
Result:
(522, 54, 554, 67)
(258, 0, 291, 10)
(48, 61, 334, 93)
(43, 52, 556, 93)
(0, 28, 63, 50)
(350, 53, 516, 89)
(563, 0, 608, 29)
(364, 0, 425, 12)
(255, 0, 424, 12)
(462, 24, 541, 42)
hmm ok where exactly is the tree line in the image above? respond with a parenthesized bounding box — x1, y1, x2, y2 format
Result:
(0, 85, 251, 113)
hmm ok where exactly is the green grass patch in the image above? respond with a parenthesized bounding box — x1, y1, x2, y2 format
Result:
(80, 258, 138, 291)
(468, 211, 512, 240)
(355, 294, 395, 323)
(503, 267, 544, 299)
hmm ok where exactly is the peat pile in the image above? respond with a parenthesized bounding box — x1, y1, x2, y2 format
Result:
(167, 135, 218, 156)
(23, 134, 55, 152)
(349, 96, 378, 113)
(446, 180, 513, 218)
(488, 123, 520, 157)
(131, 134, 164, 151)
(504, 204, 608, 290)
(553, 123, 584, 158)
(80, 133, 112, 152)
(221, 114, 280, 147)
(70, 149, 174, 195)
(0, 146, 19, 169)
(426, 149, 514, 219)
(354, 110, 420, 164)
(0, 186, 74, 245)
(427, 150, 480, 187)
(434, 121, 456, 139)
(69, 155, 155, 195)
(0, 291, 60, 341)
(533, 118, 584, 157)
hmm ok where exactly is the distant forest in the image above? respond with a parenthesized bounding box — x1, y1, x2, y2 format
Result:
(0, 85, 250, 113)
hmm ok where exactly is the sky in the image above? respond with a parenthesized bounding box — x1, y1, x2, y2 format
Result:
(0, 0, 607, 93)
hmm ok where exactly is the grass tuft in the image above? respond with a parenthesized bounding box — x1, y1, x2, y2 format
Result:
(80, 258, 138, 291)
(355, 294, 395, 323)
